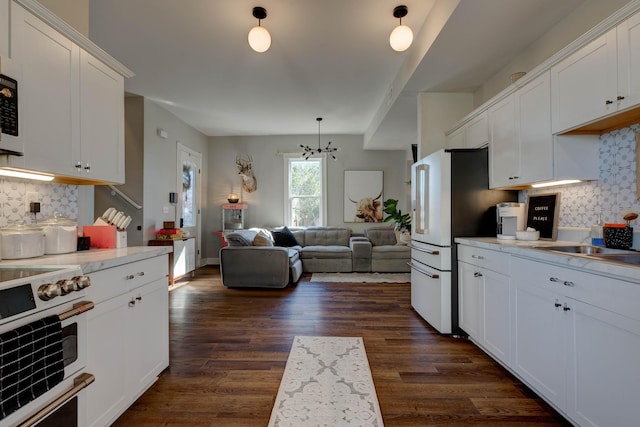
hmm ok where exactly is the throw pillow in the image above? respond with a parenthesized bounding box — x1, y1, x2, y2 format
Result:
(252, 228, 274, 246)
(225, 229, 257, 246)
(271, 226, 299, 247)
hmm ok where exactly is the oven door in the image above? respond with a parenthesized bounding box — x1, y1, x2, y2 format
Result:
(0, 301, 94, 427)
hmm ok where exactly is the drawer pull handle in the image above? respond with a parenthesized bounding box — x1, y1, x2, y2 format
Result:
(563, 281, 575, 287)
(407, 262, 440, 279)
(474, 272, 483, 278)
(410, 245, 440, 255)
(471, 255, 485, 260)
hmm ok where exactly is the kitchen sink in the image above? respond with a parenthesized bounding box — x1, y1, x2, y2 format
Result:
(533, 245, 630, 255)
(589, 253, 640, 265)
(532, 245, 640, 267)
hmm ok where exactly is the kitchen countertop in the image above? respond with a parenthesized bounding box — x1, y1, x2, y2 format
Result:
(0, 246, 172, 274)
(455, 237, 640, 284)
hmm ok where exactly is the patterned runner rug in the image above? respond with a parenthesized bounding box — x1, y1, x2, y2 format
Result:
(310, 272, 410, 283)
(268, 336, 384, 427)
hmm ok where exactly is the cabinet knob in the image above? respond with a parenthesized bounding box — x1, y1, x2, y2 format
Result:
(137, 271, 145, 277)
(563, 281, 575, 287)
(84, 164, 91, 173)
(75, 162, 82, 171)
(126, 274, 135, 280)
(474, 271, 483, 278)
(563, 304, 571, 312)
(135, 296, 142, 301)
(128, 299, 136, 307)
(549, 277, 560, 282)
(617, 95, 625, 101)
(605, 99, 614, 105)
(471, 254, 485, 260)
(554, 299, 562, 308)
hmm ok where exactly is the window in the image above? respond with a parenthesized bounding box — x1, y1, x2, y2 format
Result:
(285, 155, 326, 227)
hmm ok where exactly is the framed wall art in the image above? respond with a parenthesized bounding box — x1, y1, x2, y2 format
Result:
(343, 171, 383, 223)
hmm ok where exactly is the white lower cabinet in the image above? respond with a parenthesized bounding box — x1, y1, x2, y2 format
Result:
(86, 256, 169, 426)
(511, 256, 640, 426)
(458, 245, 510, 365)
(512, 277, 567, 408)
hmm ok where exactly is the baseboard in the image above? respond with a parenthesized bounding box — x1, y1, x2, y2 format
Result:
(202, 257, 219, 266)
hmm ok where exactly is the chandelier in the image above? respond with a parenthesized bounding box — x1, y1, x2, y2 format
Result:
(300, 117, 338, 160)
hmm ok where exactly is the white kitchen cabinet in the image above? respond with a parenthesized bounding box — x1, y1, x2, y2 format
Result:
(488, 95, 517, 188)
(465, 112, 489, 148)
(86, 255, 169, 427)
(551, 11, 640, 134)
(0, 0, 8, 57)
(490, 71, 599, 189)
(78, 50, 125, 183)
(566, 298, 640, 427)
(7, 1, 126, 183)
(445, 125, 465, 149)
(458, 245, 511, 365)
(10, 2, 78, 175)
(458, 260, 482, 339)
(511, 255, 640, 426)
(445, 112, 488, 150)
(512, 274, 567, 408)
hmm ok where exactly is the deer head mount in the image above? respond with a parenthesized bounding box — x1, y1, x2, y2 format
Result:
(236, 155, 257, 193)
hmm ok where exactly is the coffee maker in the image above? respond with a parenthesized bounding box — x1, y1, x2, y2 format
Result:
(496, 202, 526, 240)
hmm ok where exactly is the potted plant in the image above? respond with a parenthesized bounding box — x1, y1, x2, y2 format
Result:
(383, 199, 411, 244)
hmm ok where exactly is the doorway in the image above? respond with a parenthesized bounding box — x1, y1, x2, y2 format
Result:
(177, 143, 202, 268)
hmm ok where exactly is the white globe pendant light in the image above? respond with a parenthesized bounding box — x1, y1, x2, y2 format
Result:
(389, 5, 413, 52)
(248, 7, 271, 53)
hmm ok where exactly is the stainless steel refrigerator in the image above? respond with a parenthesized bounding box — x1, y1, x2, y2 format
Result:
(409, 148, 518, 334)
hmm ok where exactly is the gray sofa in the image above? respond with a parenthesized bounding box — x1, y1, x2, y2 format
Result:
(219, 226, 409, 288)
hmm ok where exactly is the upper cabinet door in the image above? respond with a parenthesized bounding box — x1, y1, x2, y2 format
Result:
(465, 111, 489, 148)
(515, 71, 553, 184)
(10, 3, 79, 176)
(0, 0, 8, 57)
(617, 11, 640, 110)
(79, 50, 125, 183)
(551, 29, 618, 134)
(488, 95, 517, 189)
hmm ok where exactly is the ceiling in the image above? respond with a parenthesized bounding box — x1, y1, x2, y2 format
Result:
(88, 0, 586, 150)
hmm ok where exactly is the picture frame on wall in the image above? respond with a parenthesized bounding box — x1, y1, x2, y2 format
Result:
(525, 192, 560, 240)
(344, 170, 384, 223)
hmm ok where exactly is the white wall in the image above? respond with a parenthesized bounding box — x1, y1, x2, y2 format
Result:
(206, 135, 410, 261)
(37, 0, 89, 37)
(418, 92, 474, 158)
(142, 100, 209, 247)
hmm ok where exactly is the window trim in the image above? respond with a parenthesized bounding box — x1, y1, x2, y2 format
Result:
(283, 154, 327, 227)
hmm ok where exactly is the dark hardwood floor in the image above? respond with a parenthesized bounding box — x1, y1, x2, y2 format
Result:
(114, 266, 570, 426)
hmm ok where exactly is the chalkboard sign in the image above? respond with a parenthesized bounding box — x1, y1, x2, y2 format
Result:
(525, 193, 560, 240)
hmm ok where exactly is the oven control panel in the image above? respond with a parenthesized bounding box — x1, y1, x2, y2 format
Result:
(0, 266, 86, 327)
(37, 276, 91, 301)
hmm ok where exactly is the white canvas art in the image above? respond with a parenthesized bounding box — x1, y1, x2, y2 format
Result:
(344, 171, 383, 223)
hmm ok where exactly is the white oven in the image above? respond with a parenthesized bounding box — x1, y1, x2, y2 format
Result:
(0, 266, 94, 427)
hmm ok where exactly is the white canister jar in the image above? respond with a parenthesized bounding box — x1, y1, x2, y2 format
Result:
(41, 215, 78, 254)
(0, 224, 46, 259)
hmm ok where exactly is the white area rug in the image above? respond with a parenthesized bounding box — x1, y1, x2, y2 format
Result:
(310, 272, 410, 283)
(268, 336, 384, 427)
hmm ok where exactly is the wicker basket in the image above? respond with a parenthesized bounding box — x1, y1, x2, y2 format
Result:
(603, 226, 633, 249)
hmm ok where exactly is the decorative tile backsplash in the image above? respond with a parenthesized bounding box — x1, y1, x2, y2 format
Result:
(0, 178, 78, 226)
(526, 124, 639, 228)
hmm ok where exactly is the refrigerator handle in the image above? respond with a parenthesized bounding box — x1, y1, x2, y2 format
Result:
(413, 163, 429, 235)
